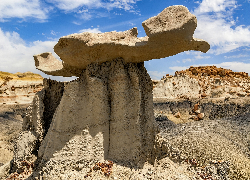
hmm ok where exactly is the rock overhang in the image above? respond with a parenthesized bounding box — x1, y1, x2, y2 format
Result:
(34, 5, 210, 77)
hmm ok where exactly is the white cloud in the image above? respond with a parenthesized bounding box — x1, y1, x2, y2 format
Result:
(0, 28, 56, 73)
(212, 61, 250, 73)
(73, 21, 81, 25)
(0, 0, 140, 22)
(224, 54, 249, 59)
(169, 66, 189, 72)
(78, 12, 93, 20)
(105, 0, 139, 11)
(182, 58, 192, 63)
(79, 28, 102, 33)
(181, 52, 210, 63)
(0, 28, 77, 81)
(45, 0, 140, 12)
(193, 0, 250, 55)
(50, 30, 58, 36)
(45, 0, 102, 11)
(147, 71, 168, 80)
(0, 0, 49, 22)
(195, 54, 211, 59)
(195, 0, 237, 13)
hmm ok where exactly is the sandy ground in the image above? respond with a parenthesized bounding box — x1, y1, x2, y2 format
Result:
(0, 101, 250, 179)
(0, 104, 29, 166)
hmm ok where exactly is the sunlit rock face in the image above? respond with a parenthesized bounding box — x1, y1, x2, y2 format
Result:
(12, 59, 156, 179)
(153, 66, 250, 99)
(34, 5, 209, 77)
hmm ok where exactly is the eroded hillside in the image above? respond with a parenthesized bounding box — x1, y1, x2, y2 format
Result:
(0, 71, 43, 104)
(153, 66, 250, 99)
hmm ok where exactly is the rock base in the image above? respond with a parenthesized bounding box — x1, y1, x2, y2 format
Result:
(11, 58, 156, 179)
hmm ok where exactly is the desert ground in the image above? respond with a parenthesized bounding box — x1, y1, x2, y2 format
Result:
(0, 66, 250, 179)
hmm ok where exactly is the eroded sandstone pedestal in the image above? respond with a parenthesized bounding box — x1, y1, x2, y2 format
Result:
(12, 59, 156, 179)
(7, 5, 211, 179)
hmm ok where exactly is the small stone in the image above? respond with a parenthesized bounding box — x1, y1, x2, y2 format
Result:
(195, 110, 200, 114)
(201, 93, 207, 98)
(189, 115, 196, 119)
(194, 116, 199, 121)
(193, 103, 199, 112)
(197, 113, 204, 120)
(174, 112, 181, 118)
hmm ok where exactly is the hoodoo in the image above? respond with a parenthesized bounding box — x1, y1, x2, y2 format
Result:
(10, 5, 210, 179)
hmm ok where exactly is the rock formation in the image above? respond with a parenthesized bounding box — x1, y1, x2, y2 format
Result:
(153, 66, 250, 99)
(34, 5, 209, 77)
(10, 59, 156, 179)
(6, 5, 211, 179)
(0, 71, 43, 104)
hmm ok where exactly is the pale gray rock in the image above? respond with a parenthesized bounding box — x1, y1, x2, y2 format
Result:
(35, 59, 156, 179)
(34, 5, 209, 77)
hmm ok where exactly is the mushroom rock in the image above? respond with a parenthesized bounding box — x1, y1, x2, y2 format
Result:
(11, 5, 210, 179)
(34, 5, 209, 77)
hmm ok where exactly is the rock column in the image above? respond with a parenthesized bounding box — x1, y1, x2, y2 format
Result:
(28, 59, 156, 177)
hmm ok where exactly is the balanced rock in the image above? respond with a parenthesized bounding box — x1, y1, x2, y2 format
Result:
(9, 5, 210, 179)
(34, 5, 209, 77)
(11, 59, 156, 179)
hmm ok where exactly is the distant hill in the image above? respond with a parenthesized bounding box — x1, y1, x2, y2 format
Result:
(173, 66, 249, 80)
(0, 71, 43, 104)
(153, 66, 250, 99)
(0, 71, 43, 81)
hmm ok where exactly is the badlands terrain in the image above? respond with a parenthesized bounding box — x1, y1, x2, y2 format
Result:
(0, 71, 43, 104)
(0, 66, 249, 179)
(0, 71, 43, 173)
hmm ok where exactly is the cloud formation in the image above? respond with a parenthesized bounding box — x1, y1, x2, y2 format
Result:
(46, 0, 102, 11)
(0, 0, 140, 22)
(147, 71, 168, 80)
(0, 28, 56, 74)
(46, 0, 139, 12)
(193, 0, 250, 54)
(0, 0, 49, 22)
(195, 0, 237, 13)
(79, 28, 102, 33)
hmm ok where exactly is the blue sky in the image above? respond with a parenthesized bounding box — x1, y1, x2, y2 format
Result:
(0, 0, 250, 81)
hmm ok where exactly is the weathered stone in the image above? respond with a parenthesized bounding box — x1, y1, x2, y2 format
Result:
(154, 66, 250, 99)
(11, 59, 156, 179)
(174, 112, 181, 118)
(197, 113, 204, 120)
(11, 131, 37, 174)
(34, 5, 209, 77)
(0, 71, 43, 104)
(201, 93, 207, 98)
(193, 103, 199, 112)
